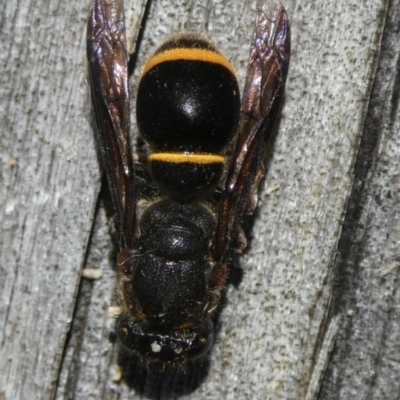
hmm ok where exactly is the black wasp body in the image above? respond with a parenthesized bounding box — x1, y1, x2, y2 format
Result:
(87, 0, 290, 367)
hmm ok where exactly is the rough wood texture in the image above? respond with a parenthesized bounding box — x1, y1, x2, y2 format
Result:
(0, 0, 397, 399)
(319, 0, 400, 398)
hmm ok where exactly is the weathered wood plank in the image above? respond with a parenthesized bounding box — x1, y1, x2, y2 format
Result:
(0, 0, 101, 398)
(0, 0, 395, 399)
(319, 0, 400, 398)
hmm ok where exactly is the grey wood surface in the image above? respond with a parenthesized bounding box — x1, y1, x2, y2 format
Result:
(319, 0, 400, 398)
(0, 0, 397, 399)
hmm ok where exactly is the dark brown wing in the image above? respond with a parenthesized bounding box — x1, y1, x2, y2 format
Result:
(87, 0, 137, 249)
(215, 0, 290, 263)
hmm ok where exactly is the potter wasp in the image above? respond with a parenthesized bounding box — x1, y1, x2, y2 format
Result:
(87, 0, 290, 368)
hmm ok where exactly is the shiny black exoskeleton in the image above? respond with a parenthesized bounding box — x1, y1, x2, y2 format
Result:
(87, 0, 290, 369)
(116, 34, 239, 363)
(137, 34, 240, 196)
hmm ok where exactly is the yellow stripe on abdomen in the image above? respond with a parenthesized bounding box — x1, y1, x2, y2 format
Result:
(143, 48, 236, 76)
(149, 153, 225, 165)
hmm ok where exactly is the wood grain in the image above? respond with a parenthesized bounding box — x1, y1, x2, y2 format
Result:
(0, 0, 397, 399)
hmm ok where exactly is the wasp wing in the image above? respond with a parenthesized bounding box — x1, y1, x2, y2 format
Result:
(215, 0, 290, 263)
(87, 0, 137, 249)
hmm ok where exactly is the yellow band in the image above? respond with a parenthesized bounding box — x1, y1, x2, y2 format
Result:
(149, 153, 225, 164)
(143, 48, 236, 76)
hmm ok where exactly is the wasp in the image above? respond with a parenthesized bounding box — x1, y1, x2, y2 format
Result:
(87, 0, 290, 368)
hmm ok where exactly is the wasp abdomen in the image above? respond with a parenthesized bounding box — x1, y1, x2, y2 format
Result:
(137, 34, 240, 195)
(149, 153, 225, 195)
